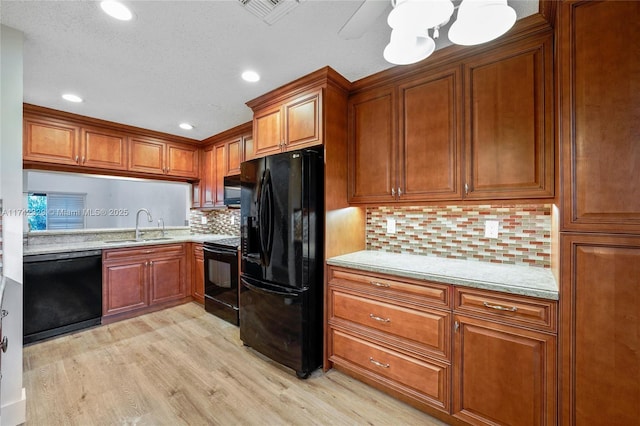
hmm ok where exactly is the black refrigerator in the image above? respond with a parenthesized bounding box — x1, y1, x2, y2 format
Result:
(240, 147, 323, 379)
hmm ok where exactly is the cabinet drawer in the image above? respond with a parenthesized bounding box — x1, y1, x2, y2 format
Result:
(103, 243, 185, 262)
(454, 287, 557, 332)
(330, 329, 449, 411)
(328, 267, 450, 308)
(331, 290, 450, 359)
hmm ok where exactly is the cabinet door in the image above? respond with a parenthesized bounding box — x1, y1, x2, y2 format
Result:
(348, 87, 397, 203)
(103, 261, 148, 316)
(398, 68, 462, 201)
(284, 90, 322, 151)
(226, 137, 242, 176)
(214, 144, 226, 207)
(81, 127, 127, 170)
(149, 255, 186, 305)
(560, 0, 640, 232)
(243, 135, 255, 162)
(253, 104, 282, 157)
(464, 32, 554, 200)
(201, 146, 215, 208)
(129, 136, 165, 174)
(453, 315, 556, 426)
(192, 244, 204, 304)
(166, 143, 198, 179)
(24, 116, 80, 165)
(560, 233, 640, 426)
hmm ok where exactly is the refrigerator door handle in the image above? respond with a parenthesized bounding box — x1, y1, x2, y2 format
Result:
(258, 169, 274, 267)
(241, 277, 298, 297)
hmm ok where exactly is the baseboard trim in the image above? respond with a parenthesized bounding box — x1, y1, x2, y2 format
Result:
(1, 387, 26, 426)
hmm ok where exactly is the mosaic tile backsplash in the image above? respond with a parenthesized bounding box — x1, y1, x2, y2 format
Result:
(367, 205, 551, 268)
(190, 209, 240, 236)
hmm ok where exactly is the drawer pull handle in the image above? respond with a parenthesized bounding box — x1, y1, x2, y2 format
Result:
(369, 357, 389, 368)
(483, 301, 518, 312)
(369, 313, 390, 323)
(370, 281, 390, 288)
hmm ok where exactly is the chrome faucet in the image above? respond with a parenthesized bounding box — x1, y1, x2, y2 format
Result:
(157, 218, 165, 238)
(135, 208, 153, 241)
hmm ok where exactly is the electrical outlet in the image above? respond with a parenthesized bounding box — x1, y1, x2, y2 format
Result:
(230, 216, 235, 225)
(485, 220, 499, 238)
(386, 218, 396, 234)
(200, 216, 207, 225)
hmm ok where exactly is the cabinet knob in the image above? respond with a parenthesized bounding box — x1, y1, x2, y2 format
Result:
(1, 336, 8, 353)
(397, 188, 402, 196)
(82, 156, 86, 164)
(391, 188, 395, 197)
(454, 321, 460, 332)
(464, 183, 469, 195)
(75, 155, 79, 163)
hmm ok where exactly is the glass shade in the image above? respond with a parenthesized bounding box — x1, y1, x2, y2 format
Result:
(448, 0, 516, 46)
(387, 0, 454, 32)
(383, 29, 436, 65)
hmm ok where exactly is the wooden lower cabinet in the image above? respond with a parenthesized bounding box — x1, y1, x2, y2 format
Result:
(191, 243, 204, 304)
(103, 244, 188, 322)
(326, 266, 558, 425)
(452, 314, 557, 426)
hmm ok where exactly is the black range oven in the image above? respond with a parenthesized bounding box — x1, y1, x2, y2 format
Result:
(203, 237, 240, 325)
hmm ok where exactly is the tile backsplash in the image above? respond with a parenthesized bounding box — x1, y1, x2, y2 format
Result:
(367, 205, 551, 268)
(190, 209, 240, 235)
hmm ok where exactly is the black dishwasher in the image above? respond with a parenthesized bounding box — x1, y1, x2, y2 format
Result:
(23, 250, 102, 344)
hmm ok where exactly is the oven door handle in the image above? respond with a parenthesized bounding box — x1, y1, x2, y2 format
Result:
(203, 246, 237, 256)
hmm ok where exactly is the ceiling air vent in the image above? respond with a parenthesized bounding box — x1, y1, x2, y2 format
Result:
(238, 0, 306, 25)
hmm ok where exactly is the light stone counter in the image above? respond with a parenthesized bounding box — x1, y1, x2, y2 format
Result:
(24, 230, 237, 256)
(327, 250, 558, 300)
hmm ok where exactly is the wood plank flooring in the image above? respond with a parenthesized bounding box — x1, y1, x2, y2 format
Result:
(23, 302, 449, 425)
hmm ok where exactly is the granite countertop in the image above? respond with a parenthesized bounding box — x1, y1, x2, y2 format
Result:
(23, 233, 238, 256)
(327, 250, 558, 300)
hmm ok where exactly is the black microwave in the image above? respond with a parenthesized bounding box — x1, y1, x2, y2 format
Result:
(223, 175, 241, 207)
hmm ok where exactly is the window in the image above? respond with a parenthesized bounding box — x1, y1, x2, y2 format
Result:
(27, 192, 86, 231)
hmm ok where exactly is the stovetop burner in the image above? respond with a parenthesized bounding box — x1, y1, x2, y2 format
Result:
(204, 237, 241, 249)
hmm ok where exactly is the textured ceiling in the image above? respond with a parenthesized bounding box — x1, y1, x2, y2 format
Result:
(1, 0, 539, 141)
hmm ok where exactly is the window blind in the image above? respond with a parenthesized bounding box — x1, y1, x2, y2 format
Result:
(47, 193, 86, 230)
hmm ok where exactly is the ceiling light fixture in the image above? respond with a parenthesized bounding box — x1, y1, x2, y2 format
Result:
(179, 123, 194, 130)
(384, 0, 516, 65)
(241, 70, 260, 82)
(100, 1, 133, 21)
(62, 94, 83, 103)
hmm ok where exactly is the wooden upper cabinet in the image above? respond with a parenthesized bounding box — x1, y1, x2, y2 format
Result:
(284, 90, 322, 150)
(243, 134, 255, 162)
(81, 127, 127, 170)
(166, 143, 198, 179)
(253, 104, 283, 157)
(348, 87, 396, 203)
(226, 137, 242, 176)
(129, 136, 165, 174)
(399, 67, 462, 201)
(129, 136, 198, 179)
(201, 146, 215, 208)
(251, 89, 322, 157)
(560, 0, 640, 232)
(214, 144, 226, 207)
(24, 115, 128, 171)
(464, 31, 554, 200)
(24, 116, 80, 165)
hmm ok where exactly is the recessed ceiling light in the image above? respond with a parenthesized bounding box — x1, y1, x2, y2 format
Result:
(62, 94, 83, 103)
(179, 123, 194, 130)
(241, 70, 260, 83)
(100, 1, 133, 21)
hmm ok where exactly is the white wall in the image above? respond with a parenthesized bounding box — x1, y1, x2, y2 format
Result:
(0, 24, 26, 426)
(25, 171, 190, 229)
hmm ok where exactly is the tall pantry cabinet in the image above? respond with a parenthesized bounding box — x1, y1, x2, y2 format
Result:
(558, 1, 640, 424)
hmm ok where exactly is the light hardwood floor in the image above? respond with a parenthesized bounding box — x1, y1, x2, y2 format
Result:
(23, 302, 449, 425)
